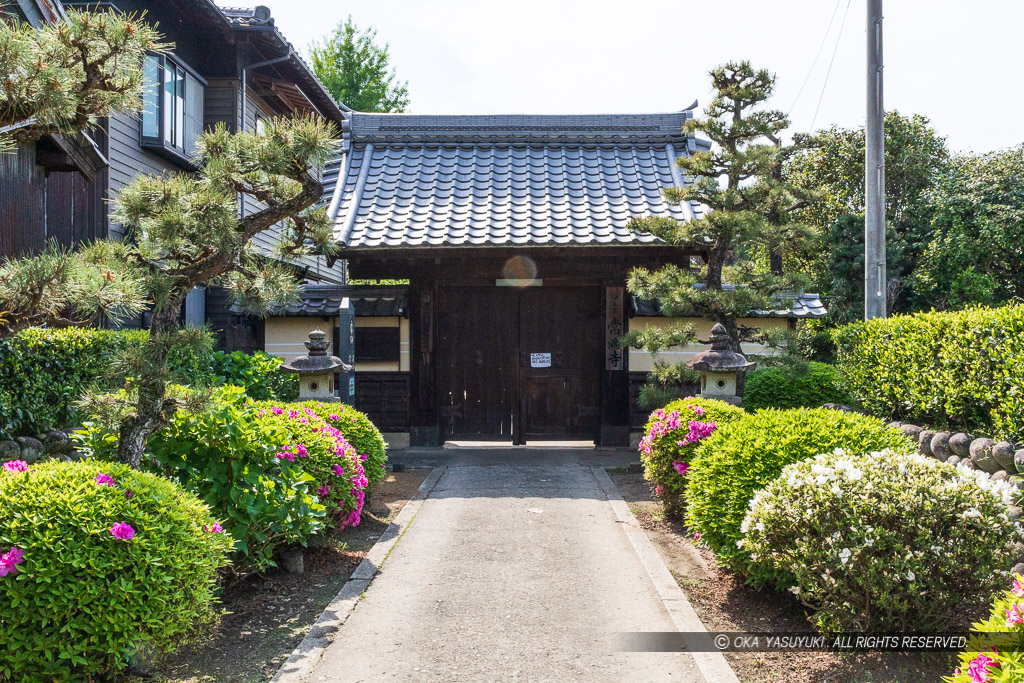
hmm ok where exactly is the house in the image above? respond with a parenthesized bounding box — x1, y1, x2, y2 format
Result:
(0, 0, 348, 330)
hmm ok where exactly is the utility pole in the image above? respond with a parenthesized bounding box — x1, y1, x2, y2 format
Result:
(864, 0, 886, 319)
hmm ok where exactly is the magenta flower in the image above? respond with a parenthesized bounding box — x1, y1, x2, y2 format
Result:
(0, 546, 25, 577)
(1007, 604, 1024, 627)
(693, 532, 701, 541)
(329, 413, 340, 421)
(95, 473, 114, 486)
(109, 522, 135, 541)
(360, 453, 368, 461)
(347, 509, 361, 526)
(654, 485, 664, 496)
(1013, 577, 1024, 598)
(672, 461, 690, 476)
(204, 522, 224, 533)
(351, 474, 368, 489)
(295, 444, 308, 458)
(316, 485, 331, 497)
(271, 406, 283, 415)
(276, 449, 296, 462)
(332, 464, 346, 477)
(124, 490, 134, 499)
(967, 652, 999, 682)
(3, 460, 28, 474)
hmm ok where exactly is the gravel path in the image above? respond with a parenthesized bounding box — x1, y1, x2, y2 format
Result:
(307, 456, 702, 682)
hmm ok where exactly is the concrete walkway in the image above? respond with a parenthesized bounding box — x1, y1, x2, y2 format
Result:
(306, 449, 704, 682)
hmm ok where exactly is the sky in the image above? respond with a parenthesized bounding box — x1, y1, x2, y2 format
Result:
(236, 0, 1024, 154)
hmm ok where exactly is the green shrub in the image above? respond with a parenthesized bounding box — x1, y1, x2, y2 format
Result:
(209, 350, 298, 401)
(743, 449, 1015, 632)
(796, 319, 837, 364)
(77, 387, 325, 570)
(0, 326, 213, 439)
(252, 404, 369, 527)
(743, 362, 854, 411)
(685, 407, 912, 578)
(946, 573, 1024, 683)
(289, 401, 387, 487)
(0, 460, 233, 679)
(832, 304, 1024, 440)
(638, 397, 747, 517)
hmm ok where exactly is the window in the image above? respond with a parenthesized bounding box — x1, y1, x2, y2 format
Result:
(354, 327, 401, 363)
(141, 54, 205, 162)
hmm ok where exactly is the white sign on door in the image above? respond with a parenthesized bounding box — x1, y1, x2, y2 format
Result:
(530, 353, 552, 368)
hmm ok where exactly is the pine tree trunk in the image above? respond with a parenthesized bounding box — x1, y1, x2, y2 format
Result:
(115, 302, 181, 469)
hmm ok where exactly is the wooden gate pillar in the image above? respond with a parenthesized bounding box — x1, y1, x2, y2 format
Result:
(409, 278, 441, 446)
(600, 284, 630, 446)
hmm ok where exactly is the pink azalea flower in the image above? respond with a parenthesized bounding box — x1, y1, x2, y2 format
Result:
(295, 444, 308, 458)
(0, 546, 25, 577)
(693, 532, 701, 541)
(360, 453, 368, 461)
(967, 652, 999, 682)
(329, 413, 340, 421)
(673, 461, 690, 476)
(332, 464, 346, 477)
(204, 522, 224, 533)
(1007, 604, 1024, 627)
(316, 485, 331, 497)
(654, 485, 664, 496)
(3, 460, 28, 474)
(271, 406, 283, 415)
(95, 473, 114, 486)
(124, 490, 134, 499)
(109, 522, 135, 541)
(347, 509, 361, 526)
(1013, 577, 1024, 598)
(276, 449, 296, 462)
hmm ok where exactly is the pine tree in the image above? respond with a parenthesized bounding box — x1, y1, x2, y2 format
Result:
(0, 7, 167, 151)
(627, 62, 814, 353)
(104, 116, 339, 468)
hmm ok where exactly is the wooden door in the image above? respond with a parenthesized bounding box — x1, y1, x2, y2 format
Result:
(437, 287, 519, 440)
(519, 287, 602, 442)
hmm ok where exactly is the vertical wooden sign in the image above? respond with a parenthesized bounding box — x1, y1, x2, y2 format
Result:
(605, 286, 624, 371)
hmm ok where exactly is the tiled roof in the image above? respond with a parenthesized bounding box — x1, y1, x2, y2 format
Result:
(630, 291, 828, 319)
(231, 285, 408, 317)
(325, 111, 708, 250)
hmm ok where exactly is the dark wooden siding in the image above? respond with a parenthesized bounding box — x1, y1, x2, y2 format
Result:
(355, 372, 411, 432)
(0, 143, 46, 258)
(204, 79, 238, 131)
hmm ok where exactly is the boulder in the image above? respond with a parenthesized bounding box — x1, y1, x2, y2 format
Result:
(993, 441, 1017, 471)
(0, 440, 19, 462)
(888, 421, 904, 429)
(930, 432, 953, 461)
(15, 436, 44, 464)
(970, 438, 1000, 473)
(41, 430, 71, 455)
(960, 458, 977, 471)
(1008, 506, 1023, 523)
(991, 470, 1010, 483)
(900, 424, 924, 441)
(918, 430, 936, 457)
(946, 456, 961, 467)
(822, 403, 862, 414)
(1015, 450, 1024, 474)
(1015, 563, 1024, 577)
(949, 432, 973, 458)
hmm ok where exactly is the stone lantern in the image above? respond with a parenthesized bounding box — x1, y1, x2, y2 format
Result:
(686, 323, 755, 405)
(279, 329, 351, 402)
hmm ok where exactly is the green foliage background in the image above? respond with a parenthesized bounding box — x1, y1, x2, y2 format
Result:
(832, 305, 1024, 440)
(743, 362, 853, 412)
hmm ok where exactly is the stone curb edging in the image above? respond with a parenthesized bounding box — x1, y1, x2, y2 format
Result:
(591, 466, 740, 683)
(270, 465, 448, 683)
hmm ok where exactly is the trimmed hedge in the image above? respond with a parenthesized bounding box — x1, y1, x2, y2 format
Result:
(638, 397, 747, 518)
(743, 362, 854, 412)
(685, 407, 912, 582)
(0, 460, 233, 679)
(209, 350, 298, 401)
(832, 305, 1024, 440)
(0, 328, 149, 439)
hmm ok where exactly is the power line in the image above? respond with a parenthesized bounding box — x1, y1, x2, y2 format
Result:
(787, 0, 843, 116)
(809, 0, 854, 132)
